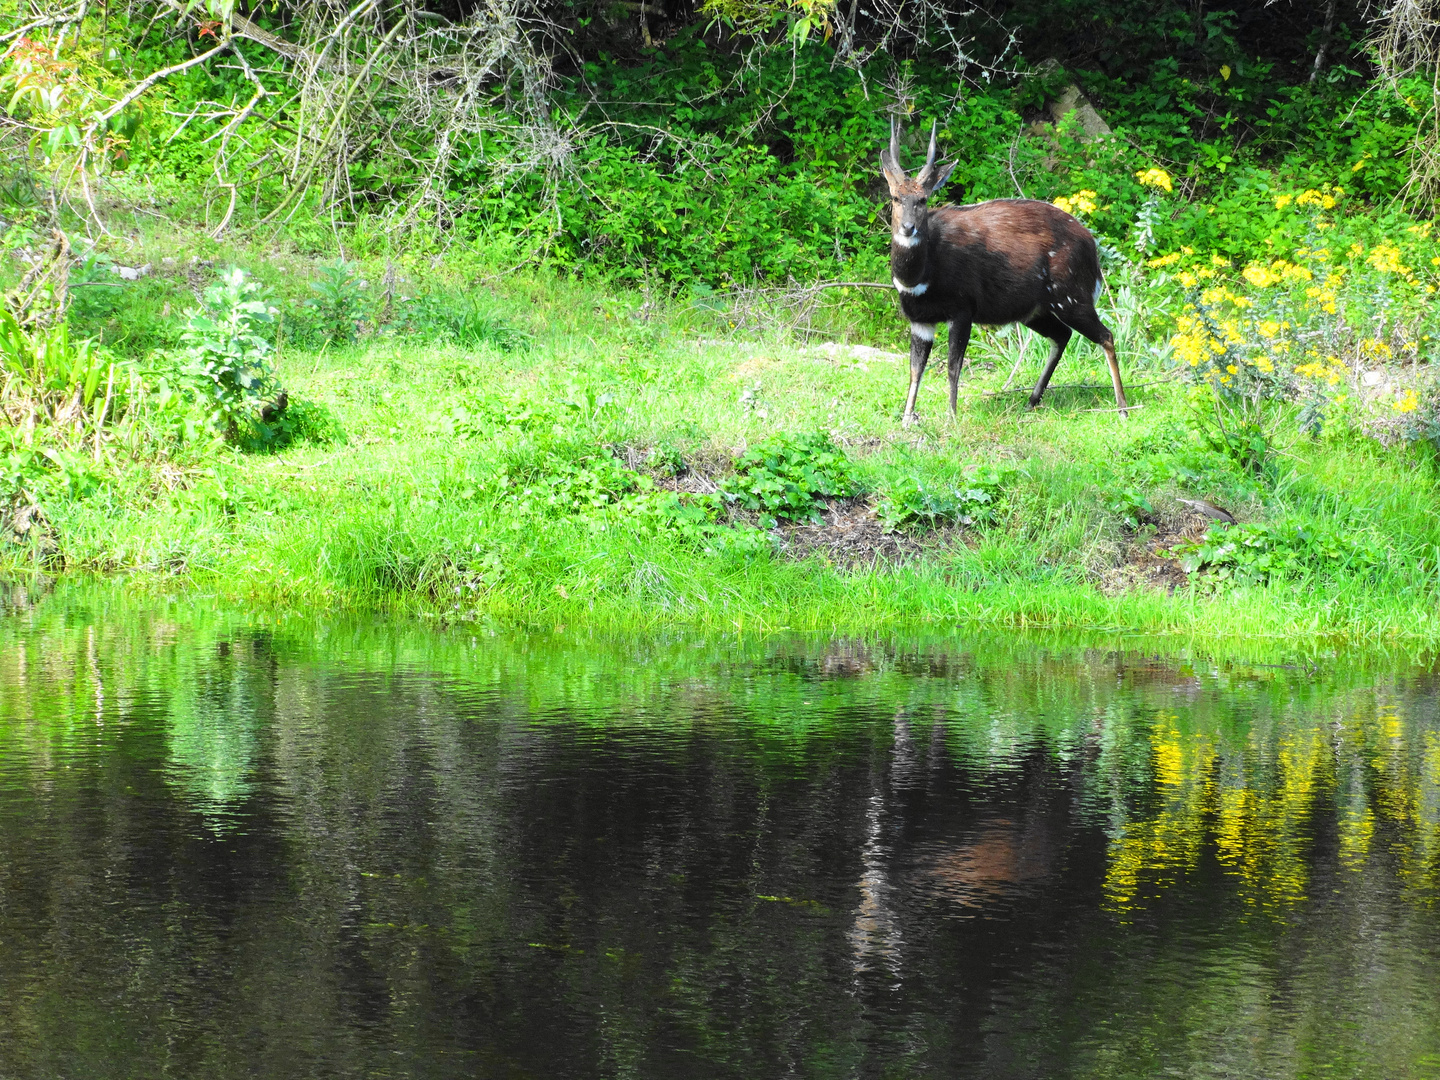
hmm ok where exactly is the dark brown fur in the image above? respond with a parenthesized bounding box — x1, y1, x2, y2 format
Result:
(880, 123, 1128, 423)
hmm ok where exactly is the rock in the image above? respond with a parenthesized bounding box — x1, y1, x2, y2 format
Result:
(1049, 85, 1111, 139)
(1176, 498, 1237, 525)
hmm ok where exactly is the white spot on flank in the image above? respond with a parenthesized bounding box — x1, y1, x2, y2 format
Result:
(910, 323, 935, 342)
(1048, 250, 1056, 257)
(893, 276, 928, 296)
(892, 233, 921, 248)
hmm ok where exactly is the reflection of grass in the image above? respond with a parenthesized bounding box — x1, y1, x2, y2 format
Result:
(4, 582, 1439, 922)
(6, 253, 1440, 646)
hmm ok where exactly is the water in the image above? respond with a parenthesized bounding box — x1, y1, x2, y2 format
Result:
(1, 586, 1439, 1078)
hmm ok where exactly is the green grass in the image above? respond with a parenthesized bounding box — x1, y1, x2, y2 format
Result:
(9, 245, 1440, 651)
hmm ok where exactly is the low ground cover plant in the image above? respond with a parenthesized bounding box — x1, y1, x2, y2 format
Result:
(877, 466, 1011, 533)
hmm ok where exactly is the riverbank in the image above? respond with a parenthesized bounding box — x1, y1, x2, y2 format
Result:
(8, 248, 1438, 650)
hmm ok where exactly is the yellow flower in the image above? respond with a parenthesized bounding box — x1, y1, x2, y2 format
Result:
(1136, 168, 1173, 192)
(1366, 242, 1409, 275)
(1274, 193, 1294, 210)
(1211, 254, 1230, 267)
(1242, 264, 1277, 288)
(1178, 271, 1198, 288)
(1394, 389, 1420, 414)
(1255, 355, 1275, 373)
(1257, 320, 1280, 339)
(1226, 364, 1238, 374)
(1055, 190, 1098, 215)
(1147, 252, 1183, 268)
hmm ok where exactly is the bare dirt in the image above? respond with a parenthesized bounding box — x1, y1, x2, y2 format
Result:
(1096, 509, 1218, 596)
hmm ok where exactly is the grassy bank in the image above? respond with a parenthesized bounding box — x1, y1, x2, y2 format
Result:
(6, 236, 1439, 648)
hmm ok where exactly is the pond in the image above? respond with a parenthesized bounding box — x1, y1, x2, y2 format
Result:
(0, 585, 1438, 1079)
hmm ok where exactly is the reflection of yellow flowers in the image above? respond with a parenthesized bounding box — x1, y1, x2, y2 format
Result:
(1053, 189, 1099, 216)
(1136, 167, 1173, 192)
(1394, 389, 1420, 413)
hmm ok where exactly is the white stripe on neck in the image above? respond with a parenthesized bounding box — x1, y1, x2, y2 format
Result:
(893, 276, 928, 296)
(892, 233, 921, 248)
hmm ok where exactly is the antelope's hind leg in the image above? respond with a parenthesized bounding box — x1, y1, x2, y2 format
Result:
(1067, 308, 1129, 419)
(903, 322, 936, 426)
(1022, 312, 1072, 411)
(946, 319, 972, 420)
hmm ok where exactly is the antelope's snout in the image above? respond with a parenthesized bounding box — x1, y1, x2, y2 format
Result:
(899, 220, 917, 238)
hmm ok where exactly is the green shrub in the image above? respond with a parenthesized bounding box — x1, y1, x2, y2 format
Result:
(720, 432, 856, 525)
(1171, 520, 1385, 586)
(877, 466, 1010, 533)
(304, 260, 370, 344)
(179, 267, 289, 449)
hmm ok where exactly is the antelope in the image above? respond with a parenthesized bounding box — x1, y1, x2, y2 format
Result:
(880, 119, 1129, 424)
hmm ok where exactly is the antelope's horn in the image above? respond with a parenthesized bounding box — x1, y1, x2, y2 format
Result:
(889, 116, 901, 168)
(925, 119, 937, 173)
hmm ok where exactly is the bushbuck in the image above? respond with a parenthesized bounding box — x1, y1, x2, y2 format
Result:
(880, 120, 1129, 424)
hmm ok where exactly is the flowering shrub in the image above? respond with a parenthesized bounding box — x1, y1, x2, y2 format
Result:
(1146, 203, 1440, 446)
(1052, 189, 1100, 217)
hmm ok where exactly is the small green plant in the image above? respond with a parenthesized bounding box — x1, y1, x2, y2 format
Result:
(307, 260, 369, 344)
(1104, 486, 1157, 529)
(180, 267, 289, 449)
(644, 443, 687, 478)
(394, 293, 529, 350)
(877, 465, 1009, 533)
(721, 432, 857, 525)
(1171, 520, 1385, 586)
(0, 309, 116, 413)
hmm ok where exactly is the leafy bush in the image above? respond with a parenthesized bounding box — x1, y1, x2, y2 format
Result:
(877, 466, 1010, 533)
(305, 260, 369, 344)
(0, 309, 119, 417)
(720, 432, 857, 525)
(1171, 520, 1385, 586)
(179, 267, 289, 449)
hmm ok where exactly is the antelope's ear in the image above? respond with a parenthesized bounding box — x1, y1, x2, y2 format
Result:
(920, 160, 958, 197)
(879, 149, 906, 192)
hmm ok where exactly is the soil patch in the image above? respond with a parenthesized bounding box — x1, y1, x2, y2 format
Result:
(773, 497, 959, 570)
(1098, 509, 1218, 595)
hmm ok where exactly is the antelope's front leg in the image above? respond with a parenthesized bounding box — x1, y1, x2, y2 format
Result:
(902, 322, 935, 426)
(946, 319, 972, 420)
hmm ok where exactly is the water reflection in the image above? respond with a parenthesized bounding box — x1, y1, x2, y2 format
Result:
(0, 586, 1437, 1078)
